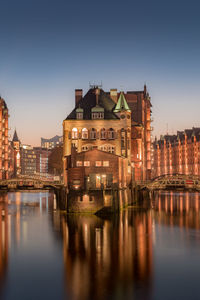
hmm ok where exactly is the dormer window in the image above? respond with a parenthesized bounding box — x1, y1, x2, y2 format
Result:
(76, 107, 83, 119)
(91, 105, 104, 119)
(92, 112, 104, 119)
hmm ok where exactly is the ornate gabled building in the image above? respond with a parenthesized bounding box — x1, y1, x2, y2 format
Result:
(63, 87, 132, 189)
(152, 127, 200, 178)
(63, 85, 152, 188)
(0, 97, 9, 180)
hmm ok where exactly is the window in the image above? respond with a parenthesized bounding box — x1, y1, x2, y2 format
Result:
(92, 112, 104, 119)
(76, 112, 83, 119)
(108, 146, 115, 154)
(90, 128, 97, 139)
(95, 161, 102, 167)
(121, 129, 125, 148)
(100, 145, 107, 152)
(76, 161, 83, 166)
(100, 128, 106, 139)
(72, 128, 78, 139)
(82, 145, 89, 151)
(84, 161, 90, 167)
(82, 128, 88, 139)
(103, 161, 109, 167)
(108, 128, 115, 139)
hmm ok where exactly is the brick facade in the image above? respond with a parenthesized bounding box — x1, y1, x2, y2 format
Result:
(152, 128, 200, 178)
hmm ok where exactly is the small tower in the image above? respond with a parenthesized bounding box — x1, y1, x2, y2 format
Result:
(12, 129, 21, 177)
(114, 92, 131, 165)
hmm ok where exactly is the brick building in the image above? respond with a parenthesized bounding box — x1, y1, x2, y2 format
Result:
(152, 127, 200, 178)
(0, 97, 9, 179)
(63, 86, 152, 188)
(66, 147, 130, 190)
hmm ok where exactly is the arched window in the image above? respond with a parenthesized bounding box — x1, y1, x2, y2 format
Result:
(108, 128, 115, 139)
(100, 145, 107, 152)
(82, 128, 88, 139)
(100, 128, 106, 139)
(90, 128, 97, 139)
(72, 128, 78, 139)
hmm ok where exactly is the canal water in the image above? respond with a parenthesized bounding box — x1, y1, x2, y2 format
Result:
(1, 191, 200, 300)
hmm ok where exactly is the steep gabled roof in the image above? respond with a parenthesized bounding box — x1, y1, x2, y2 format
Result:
(114, 92, 131, 113)
(12, 129, 19, 142)
(65, 88, 119, 120)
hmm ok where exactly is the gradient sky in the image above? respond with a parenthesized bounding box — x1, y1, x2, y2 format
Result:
(0, 0, 200, 145)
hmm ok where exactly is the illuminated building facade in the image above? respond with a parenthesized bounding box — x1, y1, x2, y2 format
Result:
(108, 86, 152, 181)
(41, 135, 63, 149)
(63, 85, 152, 187)
(0, 97, 9, 180)
(63, 87, 132, 188)
(20, 145, 37, 176)
(152, 128, 200, 178)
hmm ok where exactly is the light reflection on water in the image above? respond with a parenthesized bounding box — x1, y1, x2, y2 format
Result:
(1, 191, 200, 299)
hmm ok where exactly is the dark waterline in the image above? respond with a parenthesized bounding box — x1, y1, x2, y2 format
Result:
(0, 191, 200, 299)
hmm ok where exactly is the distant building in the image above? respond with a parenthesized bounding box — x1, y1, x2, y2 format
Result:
(48, 145, 63, 177)
(0, 97, 9, 179)
(34, 147, 49, 175)
(41, 135, 63, 149)
(20, 145, 36, 176)
(152, 127, 200, 177)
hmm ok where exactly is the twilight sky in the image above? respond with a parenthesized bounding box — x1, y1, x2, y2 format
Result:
(0, 0, 200, 145)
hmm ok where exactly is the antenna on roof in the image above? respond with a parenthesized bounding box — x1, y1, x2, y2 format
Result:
(89, 81, 102, 89)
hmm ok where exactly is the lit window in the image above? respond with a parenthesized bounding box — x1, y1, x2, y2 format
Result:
(103, 161, 109, 167)
(72, 128, 78, 139)
(82, 128, 88, 139)
(95, 161, 102, 167)
(84, 161, 90, 167)
(76, 161, 83, 166)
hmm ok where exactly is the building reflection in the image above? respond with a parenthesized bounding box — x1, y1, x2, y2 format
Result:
(0, 193, 8, 296)
(152, 191, 200, 229)
(59, 209, 153, 300)
(0, 191, 55, 297)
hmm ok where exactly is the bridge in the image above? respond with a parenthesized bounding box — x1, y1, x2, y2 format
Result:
(0, 177, 63, 190)
(143, 174, 200, 191)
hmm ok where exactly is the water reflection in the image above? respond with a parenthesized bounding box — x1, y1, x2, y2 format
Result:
(60, 210, 153, 300)
(1, 191, 200, 300)
(0, 194, 8, 297)
(152, 191, 200, 229)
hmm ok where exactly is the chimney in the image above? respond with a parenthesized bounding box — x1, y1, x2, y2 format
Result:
(110, 89, 118, 103)
(95, 88, 100, 105)
(75, 89, 83, 106)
